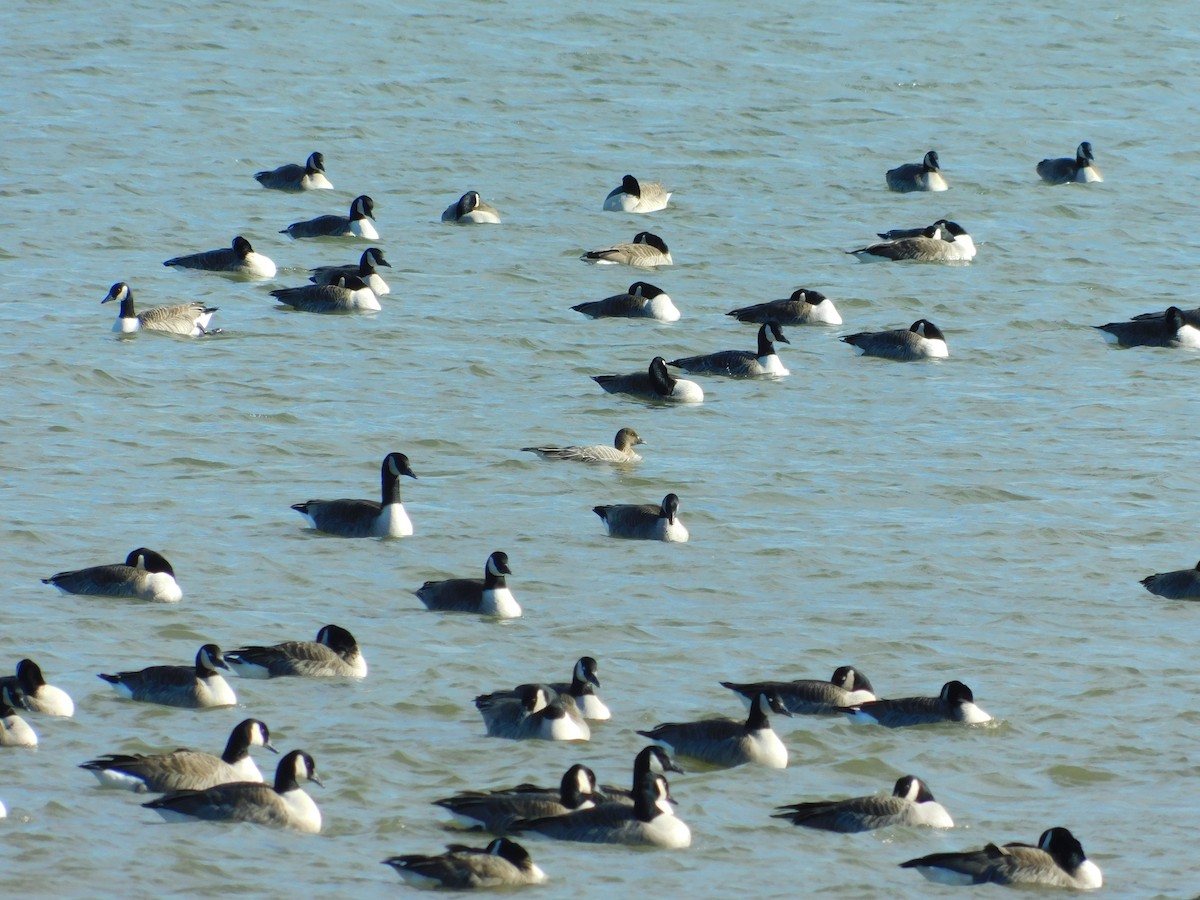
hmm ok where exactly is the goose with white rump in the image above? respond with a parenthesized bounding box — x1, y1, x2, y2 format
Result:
(434, 764, 605, 832)
(472, 656, 610, 721)
(383, 838, 547, 889)
(773, 775, 954, 833)
(271, 275, 380, 313)
(522, 427, 645, 464)
(870, 219, 977, 261)
(225, 624, 366, 679)
(0, 694, 37, 748)
(0, 659, 74, 716)
(572, 281, 680, 321)
(900, 826, 1102, 890)
(98, 644, 236, 709)
(280, 194, 377, 239)
(841, 319, 949, 361)
(415, 550, 520, 618)
(308, 247, 391, 295)
(603, 174, 671, 212)
(668, 321, 790, 377)
(592, 357, 703, 403)
(594, 492, 688, 543)
(1140, 560, 1200, 599)
(1037, 142, 1102, 184)
(254, 151, 333, 191)
(581, 231, 672, 267)
(101, 282, 218, 336)
(163, 235, 276, 278)
(291, 452, 416, 538)
(637, 688, 792, 769)
(474, 685, 590, 741)
(143, 749, 323, 833)
(727, 288, 842, 326)
(721, 665, 876, 715)
(442, 190, 502, 224)
(43, 547, 182, 603)
(1094, 306, 1200, 348)
(841, 680, 991, 727)
(886, 150, 948, 192)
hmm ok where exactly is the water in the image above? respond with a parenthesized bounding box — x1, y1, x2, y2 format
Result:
(2, 0, 1197, 896)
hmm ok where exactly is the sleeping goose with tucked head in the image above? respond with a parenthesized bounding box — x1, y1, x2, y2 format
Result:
(0, 694, 37, 747)
(592, 357, 703, 403)
(581, 231, 672, 267)
(383, 838, 547, 889)
(773, 775, 953, 832)
(572, 281, 680, 321)
(225, 624, 366, 678)
(442, 190, 502, 224)
(842, 319, 949, 360)
(43, 547, 182, 603)
(163, 235, 276, 278)
(603, 174, 671, 212)
(721, 665, 876, 715)
(291, 452, 416, 538)
(841, 680, 991, 727)
(271, 275, 380, 313)
(0, 659, 74, 717)
(900, 826, 1102, 889)
(1094, 306, 1200, 348)
(727, 288, 842, 325)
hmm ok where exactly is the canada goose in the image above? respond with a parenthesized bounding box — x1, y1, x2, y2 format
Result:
(308, 247, 391, 295)
(594, 493, 688, 542)
(280, 195, 377, 239)
(474, 685, 590, 741)
(473, 657, 610, 721)
(601, 746, 685, 804)
(637, 689, 792, 768)
(97, 644, 236, 709)
(773, 775, 954, 832)
(101, 282, 218, 336)
(572, 281, 680, 321)
(433, 764, 604, 832)
(1140, 560, 1200, 599)
(841, 319, 949, 360)
(225, 624, 366, 678)
(383, 838, 547, 888)
(163, 235, 276, 278)
(1094, 306, 1200, 348)
(603, 174, 671, 213)
(442, 190, 502, 223)
(592, 357, 703, 403)
(721, 665, 877, 714)
(668, 321, 790, 377)
(900, 826, 1102, 889)
(271, 275, 380, 313)
(291, 452, 416, 538)
(581, 231, 673, 266)
(415, 551, 520, 617)
(0, 695, 37, 747)
(254, 151, 333, 191)
(886, 150, 948, 192)
(1037, 142, 1102, 184)
(726, 288, 842, 326)
(841, 680, 991, 726)
(43, 547, 182, 603)
(0, 659, 74, 716)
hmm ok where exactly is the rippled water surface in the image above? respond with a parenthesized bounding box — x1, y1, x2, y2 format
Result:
(2, 1, 1198, 897)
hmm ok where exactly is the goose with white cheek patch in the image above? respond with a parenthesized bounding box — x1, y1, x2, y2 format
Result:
(101, 282, 218, 336)
(472, 656, 610, 721)
(592, 357, 703, 403)
(0, 694, 37, 748)
(433, 764, 604, 832)
(842, 319, 949, 360)
(1095, 306, 1200, 348)
(637, 689, 792, 769)
(225, 624, 366, 679)
(594, 492, 688, 543)
(0, 659, 74, 717)
(442, 190, 502, 224)
(1140, 560, 1200, 599)
(474, 685, 590, 741)
(1037, 142, 1103, 184)
(271, 274, 380, 313)
(900, 826, 1102, 890)
(727, 288, 842, 326)
(254, 151, 333, 191)
(669, 321, 790, 377)
(309, 247, 391, 295)
(841, 680, 991, 727)
(572, 281, 680, 321)
(291, 452, 416, 538)
(522, 427, 645, 464)
(601, 746, 685, 804)
(143, 749, 323, 834)
(721, 665, 876, 715)
(773, 775, 953, 832)
(415, 551, 520, 618)
(886, 150, 948, 192)
(80, 718, 277, 793)
(603, 174, 671, 213)
(97, 644, 236, 709)
(872, 219, 977, 261)
(281, 194, 377, 239)
(581, 231, 673, 267)
(43, 547, 182, 603)
(383, 838, 547, 889)
(163, 235, 276, 278)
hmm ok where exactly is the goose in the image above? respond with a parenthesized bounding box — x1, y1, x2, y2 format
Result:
(308, 247, 391, 295)
(80, 719, 277, 793)
(415, 551, 520, 618)
(603, 174, 671, 213)
(100, 282, 218, 336)
(474, 685, 590, 741)
(0, 659, 74, 716)
(0, 696, 37, 748)
(841, 680, 991, 726)
(473, 657, 610, 721)
(442, 190, 502, 224)
(433, 764, 604, 832)
(727, 288, 842, 326)
(1094, 306, 1200, 348)
(0, 799, 5, 817)
(254, 151, 333, 191)
(886, 150, 948, 192)
(773, 775, 954, 833)
(1038, 142, 1103, 184)
(601, 746, 685, 805)
(383, 838, 547, 889)
(900, 826, 1102, 889)
(522, 427, 645, 464)
(572, 281, 681, 321)
(637, 689, 791, 768)
(225, 624, 367, 678)
(143, 749, 322, 833)
(721, 665, 877, 715)
(43, 547, 182, 603)
(163, 235, 276, 278)
(594, 493, 688, 543)
(280, 194, 377, 239)
(270, 275, 380, 313)
(592, 357, 703, 403)
(871, 220, 977, 261)
(581, 231, 672, 266)
(668, 321, 790, 377)
(98, 644, 237, 709)
(291, 452, 416, 538)
(842, 319, 949, 360)
(1140, 561, 1200, 599)
(511, 772, 690, 848)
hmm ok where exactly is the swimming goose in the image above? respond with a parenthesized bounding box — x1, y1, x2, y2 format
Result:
(900, 826, 1102, 890)
(841, 680, 991, 727)
(594, 493, 688, 543)
(1094, 306, 1200, 348)
(474, 685, 590, 741)
(1140, 561, 1200, 599)
(842, 319, 949, 360)
(80, 719, 277, 793)
(163, 235, 277, 278)
(0, 659, 74, 717)
(511, 772, 690, 848)
(1038, 142, 1103, 184)
(886, 150, 948, 192)
(773, 775, 954, 833)
(601, 746, 685, 804)
(416, 551, 519, 618)
(308, 247, 391, 295)
(434, 764, 604, 832)
(254, 151, 333, 191)
(442, 190, 502, 224)
(280, 194, 378, 239)
(271, 275, 380, 313)
(143, 749, 322, 833)
(291, 451, 416, 538)
(727, 288, 842, 326)
(225, 624, 367, 678)
(592, 357, 703, 403)
(638, 689, 792, 768)
(522, 427, 645, 464)
(383, 838, 547, 889)
(43, 547, 182, 603)
(581, 231, 673, 266)
(98, 644, 237, 709)
(101, 282, 218, 336)
(721, 665, 877, 715)
(872, 220, 977, 261)
(0, 696, 37, 748)
(603, 174, 671, 213)
(669, 321, 790, 377)
(473, 657, 610, 721)
(572, 281, 681, 321)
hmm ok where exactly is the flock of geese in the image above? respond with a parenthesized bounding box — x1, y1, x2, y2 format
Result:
(15, 140, 1180, 893)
